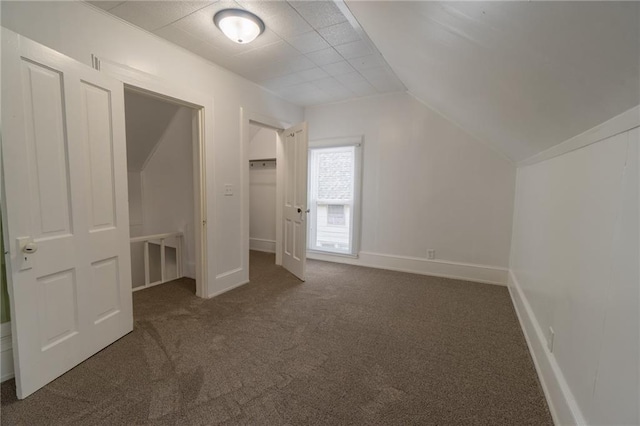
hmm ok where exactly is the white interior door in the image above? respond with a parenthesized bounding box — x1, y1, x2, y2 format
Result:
(1, 30, 133, 399)
(281, 123, 309, 280)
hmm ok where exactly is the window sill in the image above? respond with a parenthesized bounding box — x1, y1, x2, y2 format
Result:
(307, 249, 359, 259)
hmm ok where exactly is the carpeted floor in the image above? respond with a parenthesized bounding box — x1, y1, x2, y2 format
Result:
(1, 251, 552, 425)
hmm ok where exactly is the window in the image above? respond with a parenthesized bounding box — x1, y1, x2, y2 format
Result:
(308, 139, 362, 255)
(327, 204, 345, 225)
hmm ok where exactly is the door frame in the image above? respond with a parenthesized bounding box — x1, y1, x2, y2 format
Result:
(99, 59, 213, 298)
(240, 109, 289, 269)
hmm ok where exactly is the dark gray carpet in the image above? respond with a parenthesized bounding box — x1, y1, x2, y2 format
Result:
(1, 251, 552, 425)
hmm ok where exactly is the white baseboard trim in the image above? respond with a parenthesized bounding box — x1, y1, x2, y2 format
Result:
(208, 279, 249, 299)
(210, 266, 248, 299)
(249, 238, 276, 253)
(508, 270, 586, 426)
(1, 322, 15, 383)
(307, 251, 508, 285)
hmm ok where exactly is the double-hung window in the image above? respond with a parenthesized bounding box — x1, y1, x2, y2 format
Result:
(308, 138, 362, 256)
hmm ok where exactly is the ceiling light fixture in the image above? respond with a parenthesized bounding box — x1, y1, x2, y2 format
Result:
(213, 9, 265, 45)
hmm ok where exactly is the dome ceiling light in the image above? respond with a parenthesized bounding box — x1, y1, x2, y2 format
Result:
(213, 9, 265, 45)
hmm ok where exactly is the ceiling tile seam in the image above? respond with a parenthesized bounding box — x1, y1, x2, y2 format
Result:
(148, 1, 222, 33)
(338, 0, 407, 92)
(171, 2, 371, 65)
(285, 1, 342, 39)
(82, 3, 311, 108)
(283, 1, 367, 60)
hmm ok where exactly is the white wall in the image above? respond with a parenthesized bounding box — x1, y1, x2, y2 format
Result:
(1, 1, 304, 297)
(127, 171, 145, 288)
(249, 165, 277, 253)
(249, 127, 277, 160)
(127, 171, 143, 238)
(509, 122, 639, 425)
(305, 92, 516, 284)
(141, 107, 196, 278)
(124, 90, 179, 172)
(249, 127, 277, 253)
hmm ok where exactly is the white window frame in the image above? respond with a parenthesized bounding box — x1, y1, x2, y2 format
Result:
(307, 136, 363, 257)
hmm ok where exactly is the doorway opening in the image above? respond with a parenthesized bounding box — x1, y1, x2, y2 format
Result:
(248, 123, 279, 259)
(242, 110, 309, 281)
(123, 88, 201, 296)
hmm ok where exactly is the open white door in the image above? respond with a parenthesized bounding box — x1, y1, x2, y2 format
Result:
(281, 123, 309, 280)
(1, 30, 133, 398)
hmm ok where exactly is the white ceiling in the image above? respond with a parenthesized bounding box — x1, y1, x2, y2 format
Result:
(92, 1, 639, 161)
(345, 1, 640, 161)
(124, 90, 180, 172)
(88, 0, 405, 106)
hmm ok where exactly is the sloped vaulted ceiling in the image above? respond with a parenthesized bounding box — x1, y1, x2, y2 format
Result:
(345, 1, 640, 162)
(124, 91, 180, 172)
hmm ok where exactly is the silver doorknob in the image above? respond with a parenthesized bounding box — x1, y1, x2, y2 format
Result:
(22, 242, 38, 254)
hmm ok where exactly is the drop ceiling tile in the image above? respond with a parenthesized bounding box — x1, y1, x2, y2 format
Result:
(313, 76, 344, 90)
(109, 1, 213, 32)
(233, 40, 300, 63)
(279, 82, 322, 99)
(97, 0, 406, 108)
(263, 4, 312, 39)
(318, 21, 360, 46)
(343, 79, 378, 97)
(334, 40, 373, 60)
(201, 34, 252, 56)
(348, 54, 386, 72)
(305, 47, 344, 66)
(295, 67, 330, 82)
(360, 67, 405, 92)
(321, 60, 356, 76)
(172, 0, 241, 43)
(288, 1, 347, 29)
(321, 84, 354, 99)
(333, 71, 367, 86)
(88, 1, 125, 11)
(243, 61, 293, 81)
(248, 55, 315, 82)
(286, 31, 331, 54)
(236, 0, 293, 19)
(285, 56, 318, 74)
(231, 29, 283, 52)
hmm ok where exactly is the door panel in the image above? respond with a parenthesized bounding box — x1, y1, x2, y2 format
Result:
(91, 257, 120, 325)
(21, 60, 73, 239)
(81, 81, 117, 231)
(37, 269, 78, 351)
(2, 29, 133, 399)
(281, 123, 308, 280)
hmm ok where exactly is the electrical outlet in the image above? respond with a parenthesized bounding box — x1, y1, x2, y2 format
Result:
(427, 249, 435, 260)
(547, 327, 555, 352)
(224, 184, 233, 196)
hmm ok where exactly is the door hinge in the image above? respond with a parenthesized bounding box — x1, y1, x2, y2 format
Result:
(202, 220, 207, 226)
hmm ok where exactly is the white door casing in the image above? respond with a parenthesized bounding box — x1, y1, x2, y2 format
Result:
(281, 123, 309, 280)
(1, 30, 133, 399)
